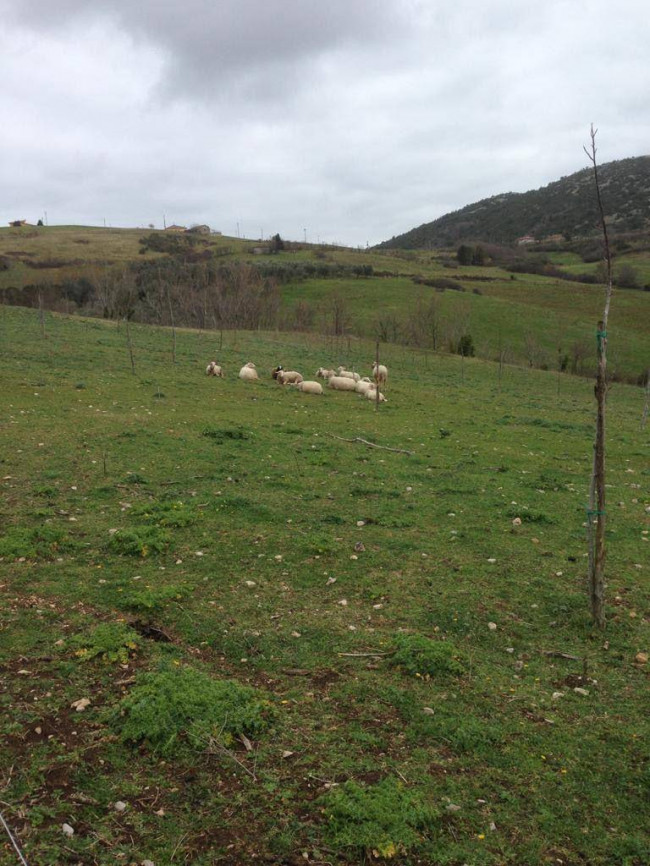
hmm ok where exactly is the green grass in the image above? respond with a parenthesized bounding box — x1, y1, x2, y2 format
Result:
(0, 306, 648, 864)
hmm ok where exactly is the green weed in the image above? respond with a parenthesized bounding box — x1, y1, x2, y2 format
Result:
(107, 526, 171, 557)
(68, 622, 141, 664)
(112, 665, 275, 754)
(389, 633, 466, 678)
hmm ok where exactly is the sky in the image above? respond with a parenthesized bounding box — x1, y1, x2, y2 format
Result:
(2, 0, 649, 247)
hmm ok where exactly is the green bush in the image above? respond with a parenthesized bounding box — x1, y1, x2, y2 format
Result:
(389, 634, 466, 678)
(69, 622, 141, 664)
(107, 526, 171, 557)
(112, 666, 274, 754)
(320, 777, 437, 859)
(0, 526, 75, 560)
(129, 500, 198, 528)
(116, 583, 187, 613)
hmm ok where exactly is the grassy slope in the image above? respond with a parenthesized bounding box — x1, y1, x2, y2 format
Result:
(1, 307, 648, 865)
(1, 226, 650, 380)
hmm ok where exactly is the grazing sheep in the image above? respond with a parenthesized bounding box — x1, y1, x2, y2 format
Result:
(296, 380, 323, 395)
(328, 375, 358, 392)
(239, 362, 259, 381)
(372, 362, 388, 387)
(206, 361, 224, 377)
(277, 370, 304, 385)
(337, 367, 361, 382)
(271, 365, 284, 380)
(316, 367, 336, 379)
(365, 388, 387, 403)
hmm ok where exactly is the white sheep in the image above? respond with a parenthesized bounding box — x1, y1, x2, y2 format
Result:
(372, 362, 388, 387)
(316, 367, 336, 379)
(277, 370, 304, 385)
(239, 362, 259, 381)
(355, 379, 375, 395)
(328, 376, 358, 392)
(337, 367, 361, 382)
(365, 388, 387, 403)
(205, 361, 224, 377)
(296, 380, 324, 395)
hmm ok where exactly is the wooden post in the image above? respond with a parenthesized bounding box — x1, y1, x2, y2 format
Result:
(375, 339, 380, 411)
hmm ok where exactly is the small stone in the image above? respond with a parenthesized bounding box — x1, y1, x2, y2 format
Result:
(505, 647, 515, 654)
(573, 687, 589, 696)
(34, 726, 42, 735)
(325, 577, 337, 585)
(62, 824, 75, 837)
(356, 520, 366, 527)
(71, 698, 91, 712)
(422, 707, 435, 715)
(282, 750, 295, 759)
(338, 599, 348, 606)
(142, 860, 156, 866)
(552, 691, 564, 700)
(446, 803, 461, 812)
(291, 631, 301, 638)
(372, 603, 384, 610)
(488, 622, 497, 631)
(487, 558, 497, 563)
(245, 580, 256, 587)
(634, 652, 648, 665)
(113, 801, 128, 813)
(512, 517, 522, 526)
(154, 808, 165, 817)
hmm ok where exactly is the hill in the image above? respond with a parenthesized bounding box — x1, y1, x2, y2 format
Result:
(378, 156, 650, 249)
(0, 306, 648, 864)
(1, 224, 649, 384)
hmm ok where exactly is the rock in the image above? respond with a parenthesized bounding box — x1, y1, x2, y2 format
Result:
(142, 861, 156, 866)
(337, 599, 348, 606)
(422, 707, 435, 715)
(446, 803, 461, 812)
(552, 691, 564, 700)
(62, 824, 75, 837)
(488, 622, 497, 631)
(71, 698, 91, 712)
(512, 517, 522, 526)
(354, 541, 365, 552)
(325, 577, 337, 585)
(634, 652, 648, 665)
(573, 687, 589, 696)
(113, 801, 127, 812)
(356, 520, 366, 527)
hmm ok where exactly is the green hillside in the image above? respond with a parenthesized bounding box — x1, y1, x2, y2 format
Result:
(378, 156, 650, 248)
(1, 223, 649, 384)
(1, 307, 648, 864)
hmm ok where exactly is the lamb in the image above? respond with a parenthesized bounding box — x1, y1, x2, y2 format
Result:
(316, 367, 336, 379)
(296, 380, 323, 395)
(277, 370, 304, 385)
(337, 367, 361, 382)
(372, 362, 388, 387)
(239, 362, 259, 381)
(328, 375, 358, 392)
(205, 361, 224, 377)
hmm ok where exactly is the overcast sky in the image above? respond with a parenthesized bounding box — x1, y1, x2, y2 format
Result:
(2, 0, 648, 247)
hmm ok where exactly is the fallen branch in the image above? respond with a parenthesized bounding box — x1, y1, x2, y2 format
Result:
(540, 651, 581, 661)
(327, 434, 414, 455)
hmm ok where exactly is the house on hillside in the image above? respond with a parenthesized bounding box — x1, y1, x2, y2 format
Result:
(164, 224, 187, 232)
(516, 235, 536, 245)
(9, 219, 29, 227)
(187, 224, 211, 235)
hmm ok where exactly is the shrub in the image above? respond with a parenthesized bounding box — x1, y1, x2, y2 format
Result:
(116, 583, 188, 613)
(112, 666, 274, 754)
(129, 500, 197, 528)
(389, 634, 466, 678)
(0, 526, 75, 560)
(320, 777, 438, 859)
(69, 622, 140, 664)
(107, 526, 171, 557)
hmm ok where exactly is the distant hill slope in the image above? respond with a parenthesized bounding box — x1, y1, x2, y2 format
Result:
(378, 156, 650, 249)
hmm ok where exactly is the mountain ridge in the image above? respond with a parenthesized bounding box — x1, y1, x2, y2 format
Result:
(378, 156, 650, 249)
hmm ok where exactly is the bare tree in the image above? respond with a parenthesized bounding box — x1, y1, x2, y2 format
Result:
(584, 125, 614, 629)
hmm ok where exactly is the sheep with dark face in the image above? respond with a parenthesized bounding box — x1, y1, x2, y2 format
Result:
(272, 365, 284, 380)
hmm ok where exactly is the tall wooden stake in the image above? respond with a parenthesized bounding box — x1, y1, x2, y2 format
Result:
(584, 125, 613, 629)
(375, 339, 380, 411)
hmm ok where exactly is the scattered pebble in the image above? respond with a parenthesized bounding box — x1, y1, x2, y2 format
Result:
(71, 698, 91, 712)
(573, 687, 589, 696)
(488, 622, 497, 631)
(512, 517, 522, 526)
(62, 824, 75, 837)
(337, 599, 348, 606)
(422, 707, 435, 715)
(113, 801, 128, 813)
(634, 652, 648, 665)
(446, 803, 461, 812)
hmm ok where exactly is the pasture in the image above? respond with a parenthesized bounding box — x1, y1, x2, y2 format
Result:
(0, 306, 648, 865)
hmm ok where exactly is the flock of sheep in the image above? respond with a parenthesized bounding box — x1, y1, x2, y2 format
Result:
(205, 360, 388, 402)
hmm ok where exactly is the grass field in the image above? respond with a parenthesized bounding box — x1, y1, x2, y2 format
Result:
(0, 306, 649, 865)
